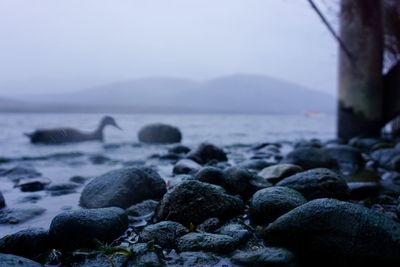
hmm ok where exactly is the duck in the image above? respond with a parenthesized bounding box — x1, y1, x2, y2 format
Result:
(25, 116, 122, 144)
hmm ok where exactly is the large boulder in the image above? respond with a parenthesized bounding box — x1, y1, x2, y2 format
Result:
(249, 186, 306, 225)
(0, 253, 43, 267)
(138, 123, 182, 144)
(276, 168, 349, 200)
(80, 167, 166, 209)
(186, 143, 227, 164)
(49, 207, 128, 250)
(283, 148, 338, 170)
(139, 221, 188, 249)
(262, 199, 400, 266)
(155, 180, 244, 226)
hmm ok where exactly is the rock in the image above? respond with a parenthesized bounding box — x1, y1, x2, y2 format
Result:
(139, 221, 189, 249)
(49, 207, 128, 250)
(155, 180, 244, 226)
(166, 251, 222, 266)
(283, 148, 338, 170)
(0, 165, 41, 182)
(349, 137, 382, 151)
(325, 145, 365, 174)
(89, 154, 113, 165)
(197, 218, 221, 232)
(347, 182, 381, 200)
(15, 178, 51, 192)
(0, 228, 50, 258)
(276, 168, 349, 200)
(159, 153, 182, 161)
(186, 142, 227, 164)
(215, 223, 250, 245)
(0, 206, 46, 224)
(168, 145, 190, 154)
(0, 191, 5, 208)
(129, 243, 164, 267)
(294, 139, 322, 149)
(138, 123, 182, 144)
(232, 247, 296, 267)
(238, 159, 272, 171)
(262, 198, 400, 266)
(126, 200, 159, 217)
(46, 182, 79, 196)
(69, 175, 89, 184)
(173, 159, 202, 175)
(193, 166, 224, 186)
(391, 155, 400, 172)
(80, 167, 166, 209)
(371, 148, 400, 170)
(17, 194, 42, 204)
(67, 253, 129, 267)
(177, 232, 237, 253)
(0, 253, 43, 267)
(249, 187, 307, 225)
(222, 167, 272, 200)
(258, 164, 303, 184)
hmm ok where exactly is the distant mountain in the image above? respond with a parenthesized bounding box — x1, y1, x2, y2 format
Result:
(0, 74, 335, 114)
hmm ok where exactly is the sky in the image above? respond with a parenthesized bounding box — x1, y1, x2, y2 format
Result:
(0, 0, 338, 96)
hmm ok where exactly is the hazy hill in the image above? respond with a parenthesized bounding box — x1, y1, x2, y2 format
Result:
(0, 74, 335, 114)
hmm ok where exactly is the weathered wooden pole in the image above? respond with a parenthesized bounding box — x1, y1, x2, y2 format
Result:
(338, 0, 384, 140)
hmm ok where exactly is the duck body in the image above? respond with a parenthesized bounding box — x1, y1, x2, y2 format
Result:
(25, 116, 121, 145)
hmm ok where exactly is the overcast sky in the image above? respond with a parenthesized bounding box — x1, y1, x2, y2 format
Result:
(0, 0, 338, 96)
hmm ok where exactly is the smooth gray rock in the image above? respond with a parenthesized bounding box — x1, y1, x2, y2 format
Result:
(173, 159, 201, 175)
(215, 223, 250, 245)
(238, 159, 272, 171)
(0, 228, 50, 259)
(325, 145, 364, 173)
(232, 247, 296, 267)
(193, 166, 224, 186)
(155, 180, 244, 226)
(0, 165, 41, 182)
(371, 148, 400, 170)
(129, 243, 164, 267)
(138, 123, 182, 144)
(249, 187, 306, 225)
(283, 148, 338, 170)
(126, 200, 158, 217)
(262, 198, 400, 266)
(15, 178, 50, 192)
(46, 182, 79, 196)
(276, 168, 349, 200)
(166, 251, 222, 266)
(186, 142, 227, 164)
(0, 206, 46, 224)
(177, 232, 237, 253)
(139, 221, 188, 248)
(0, 253, 43, 267)
(168, 145, 190, 154)
(80, 167, 166, 209)
(258, 164, 303, 184)
(49, 207, 128, 250)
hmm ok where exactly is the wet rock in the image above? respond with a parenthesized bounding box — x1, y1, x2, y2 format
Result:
(0, 228, 50, 259)
(49, 207, 128, 250)
(0, 191, 5, 208)
(0, 165, 41, 182)
(348, 182, 381, 200)
(0, 253, 43, 267)
(215, 223, 250, 245)
(88, 154, 112, 165)
(294, 139, 322, 149)
(232, 247, 296, 267)
(139, 221, 189, 249)
(222, 166, 272, 200)
(126, 199, 158, 217)
(155, 180, 244, 226)
(371, 148, 400, 170)
(249, 187, 306, 225)
(262, 198, 400, 266)
(80, 167, 166, 209)
(168, 145, 190, 154)
(238, 159, 272, 171)
(138, 123, 182, 144)
(173, 159, 201, 175)
(283, 148, 338, 170)
(258, 164, 303, 184)
(177, 232, 237, 253)
(166, 251, 222, 266)
(159, 153, 182, 161)
(349, 137, 382, 151)
(186, 142, 227, 164)
(67, 253, 129, 267)
(197, 218, 221, 232)
(69, 175, 89, 184)
(46, 182, 79, 196)
(276, 168, 349, 200)
(325, 145, 365, 174)
(15, 178, 51, 192)
(391, 155, 400, 172)
(0, 206, 46, 224)
(17, 194, 42, 204)
(193, 166, 224, 186)
(129, 243, 164, 267)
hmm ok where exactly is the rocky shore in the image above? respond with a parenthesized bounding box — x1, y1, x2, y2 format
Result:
(1, 133, 400, 266)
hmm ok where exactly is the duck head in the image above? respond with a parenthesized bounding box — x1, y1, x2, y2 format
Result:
(101, 116, 122, 130)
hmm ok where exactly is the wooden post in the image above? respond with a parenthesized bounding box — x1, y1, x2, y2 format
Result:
(338, 0, 384, 140)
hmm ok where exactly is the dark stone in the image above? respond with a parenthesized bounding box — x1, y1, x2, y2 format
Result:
(129, 243, 164, 267)
(391, 155, 400, 172)
(17, 194, 42, 204)
(215, 223, 250, 245)
(258, 164, 303, 184)
(371, 148, 400, 170)
(139, 221, 189, 248)
(222, 166, 272, 200)
(168, 145, 190, 154)
(197, 218, 221, 232)
(173, 159, 201, 175)
(186, 142, 227, 164)
(66, 253, 129, 267)
(193, 167, 224, 186)
(177, 232, 237, 253)
(69, 176, 89, 184)
(0, 253, 43, 267)
(80, 167, 166, 209)
(159, 153, 182, 161)
(15, 178, 51, 192)
(89, 154, 112, 165)
(0, 191, 5, 208)
(0, 206, 46, 224)
(126, 200, 158, 217)
(294, 139, 322, 149)
(232, 247, 296, 267)
(325, 145, 365, 174)
(249, 187, 306, 225)
(0, 165, 41, 182)
(138, 123, 182, 144)
(46, 182, 79, 196)
(0, 228, 50, 259)
(238, 159, 272, 171)
(49, 207, 128, 250)
(166, 251, 222, 266)
(276, 168, 349, 200)
(262, 198, 400, 267)
(283, 148, 338, 170)
(349, 137, 382, 152)
(348, 182, 381, 200)
(155, 180, 244, 226)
